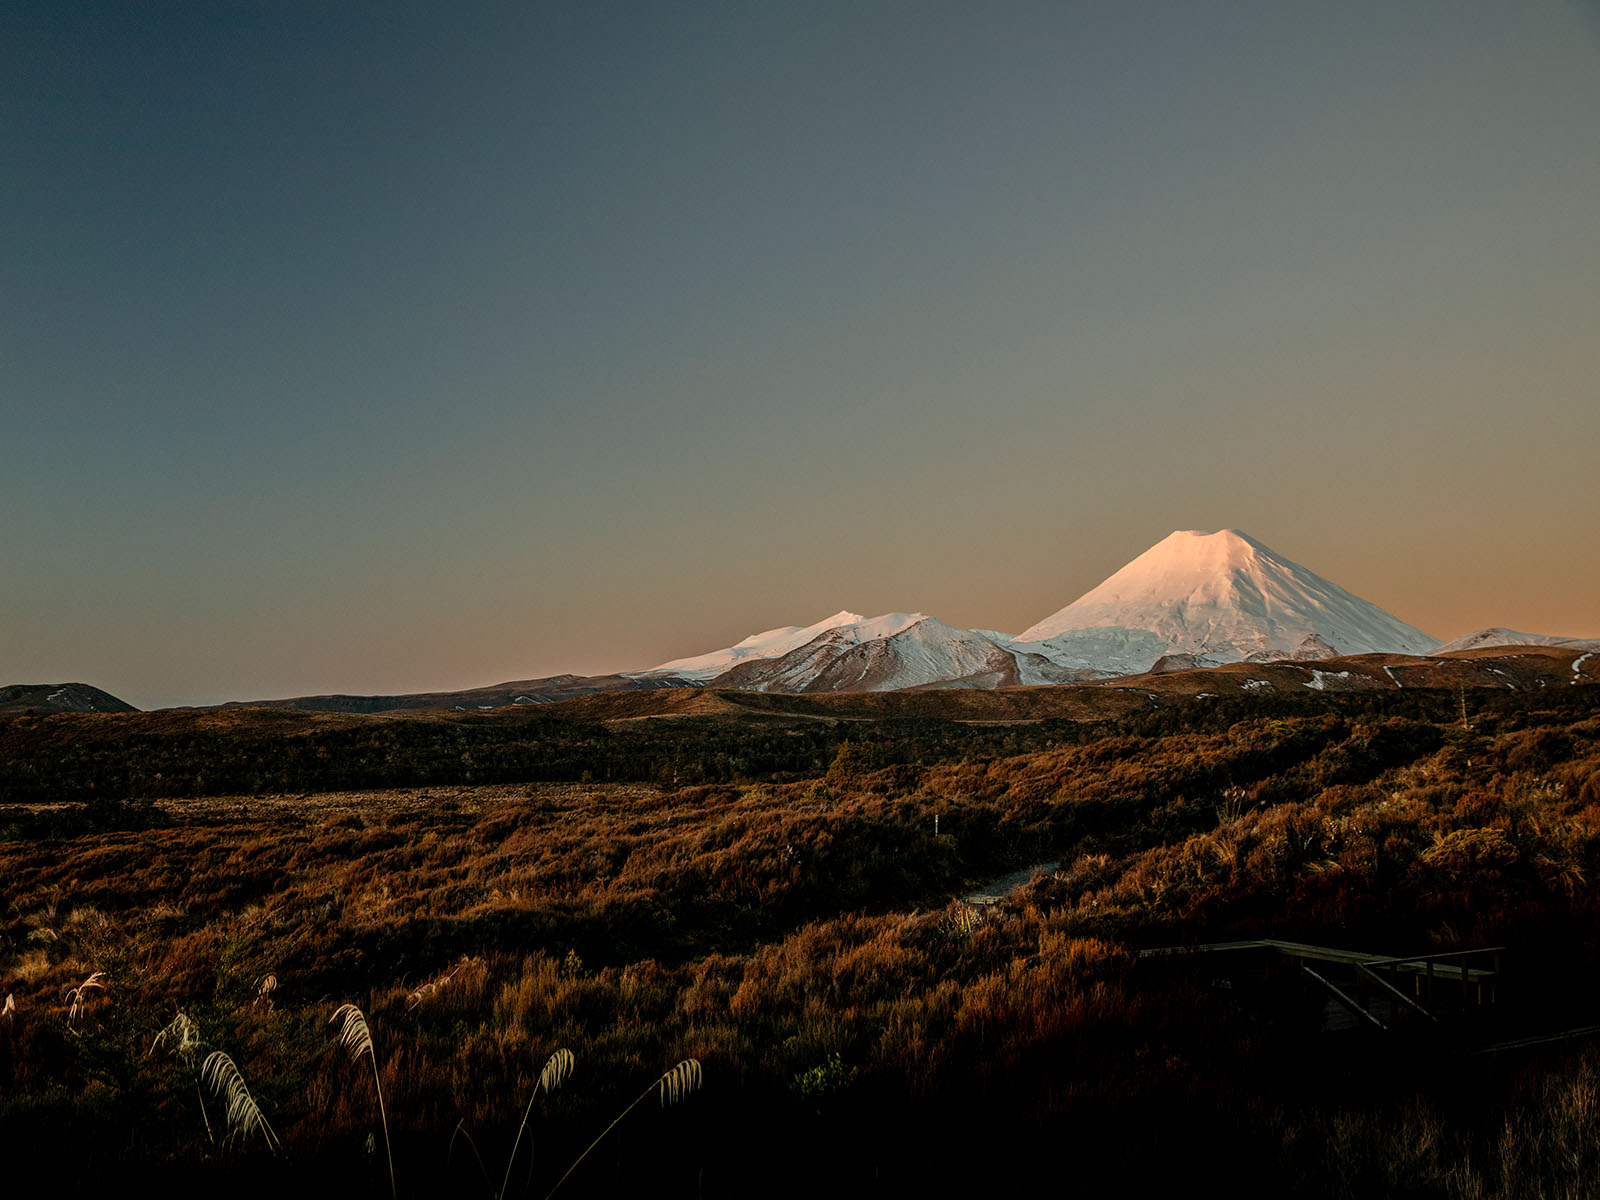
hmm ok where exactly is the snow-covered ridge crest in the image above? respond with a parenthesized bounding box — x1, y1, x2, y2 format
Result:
(1435, 627, 1600, 654)
(650, 610, 911, 681)
(707, 614, 1082, 692)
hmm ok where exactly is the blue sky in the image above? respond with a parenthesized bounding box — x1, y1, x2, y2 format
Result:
(5, 2, 1598, 707)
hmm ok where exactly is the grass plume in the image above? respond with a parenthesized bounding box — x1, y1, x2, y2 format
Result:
(332, 1002, 396, 1199)
(62, 970, 106, 1028)
(153, 1011, 213, 1143)
(253, 973, 277, 1011)
(406, 956, 475, 1010)
(201, 1050, 280, 1153)
(657, 1058, 702, 1107)
(545, 1058, 701, 1199)
(500, 1047, 575, 1199)
(152, 1009, 201, 1060)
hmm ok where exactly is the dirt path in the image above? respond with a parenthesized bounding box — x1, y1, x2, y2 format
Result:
(964, 860, 1059, 906)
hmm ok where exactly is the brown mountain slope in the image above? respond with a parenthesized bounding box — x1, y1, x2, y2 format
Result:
(543, 681, 1151, 724)
(205, 671, 696, 713)
(1098, 646, 1595, 698)
(0, 683, 137, 714)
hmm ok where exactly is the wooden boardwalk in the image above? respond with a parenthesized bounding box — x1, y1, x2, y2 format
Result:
(1139, 938, 1503, 1031)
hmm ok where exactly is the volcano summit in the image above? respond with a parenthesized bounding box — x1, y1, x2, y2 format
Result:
(1004, 528, 1440, 676)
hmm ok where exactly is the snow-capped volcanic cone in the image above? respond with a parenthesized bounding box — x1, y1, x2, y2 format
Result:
(650, 610, 867, 681)
(1013, 529, 1439, 676)
(709, 614, 1082, 692)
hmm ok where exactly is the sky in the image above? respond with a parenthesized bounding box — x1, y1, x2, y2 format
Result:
(4, 1, 1598, 709)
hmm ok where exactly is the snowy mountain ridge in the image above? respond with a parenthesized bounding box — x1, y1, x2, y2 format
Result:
(650, 610, 869, 680)
(640, 529, 1586, 693)
(1434, 628, 1600, 655)
(707, 616, 1086, 693)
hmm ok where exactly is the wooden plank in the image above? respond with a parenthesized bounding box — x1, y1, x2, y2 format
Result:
(1363, 947, 1506, 968)
(1259, 939, 1385, 965)
(1386, 961, 1494, 984)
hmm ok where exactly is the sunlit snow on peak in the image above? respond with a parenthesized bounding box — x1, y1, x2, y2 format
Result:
(653, 610, 867, 679)
(1014, 528, 1438, 672)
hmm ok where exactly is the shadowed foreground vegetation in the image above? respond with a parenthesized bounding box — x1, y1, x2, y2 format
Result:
(4, 687, 1600, 1196)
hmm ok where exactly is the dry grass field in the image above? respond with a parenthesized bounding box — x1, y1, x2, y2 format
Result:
(4, 682, 1600, 1197)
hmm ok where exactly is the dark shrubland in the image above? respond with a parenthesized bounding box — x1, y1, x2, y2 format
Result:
(3, 687, 1600, 1196)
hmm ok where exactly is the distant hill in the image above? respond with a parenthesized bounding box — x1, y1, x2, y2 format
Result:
(1090, 644, 1597, 699)
(466, 644, 1600, 724)
(1434, 627, 1600, 654)
(207, 671, 697, 714)
(190, 638, 1598, 719)
(3, 648, 1594, 807)
(0, 682, 138, 714)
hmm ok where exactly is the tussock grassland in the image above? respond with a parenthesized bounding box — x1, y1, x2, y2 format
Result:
(3, 689, 1600, 1196)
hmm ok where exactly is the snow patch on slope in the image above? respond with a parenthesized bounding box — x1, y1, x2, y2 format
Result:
(1305, 670, 1353, 691)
